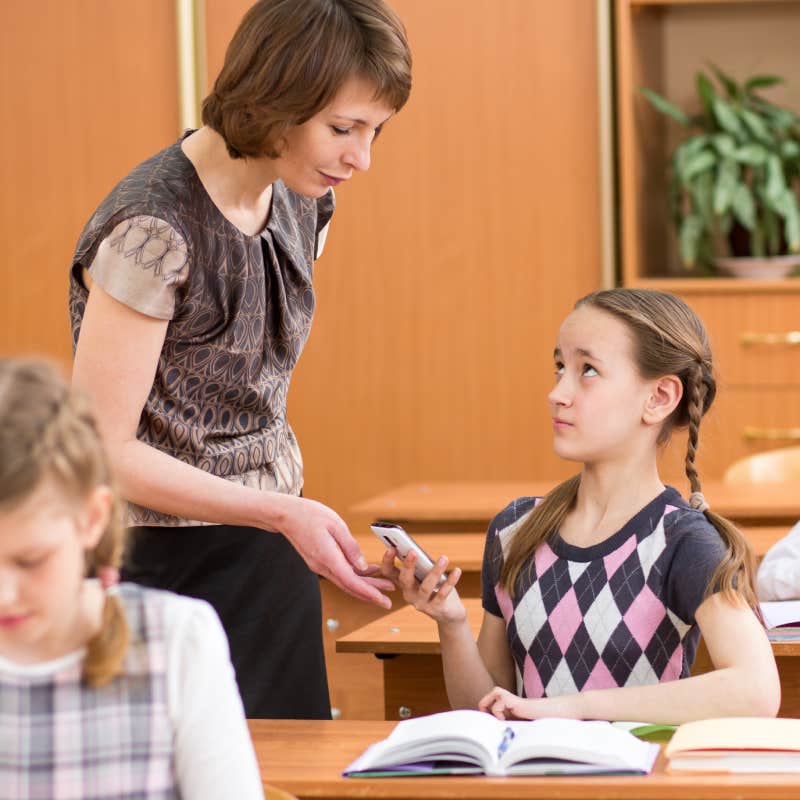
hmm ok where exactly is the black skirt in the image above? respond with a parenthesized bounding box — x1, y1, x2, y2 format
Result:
(121, 523, 331, 720)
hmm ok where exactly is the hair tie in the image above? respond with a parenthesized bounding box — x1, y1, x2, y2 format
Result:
(97, 566, 120, 590)
(689, 491, 709, 513)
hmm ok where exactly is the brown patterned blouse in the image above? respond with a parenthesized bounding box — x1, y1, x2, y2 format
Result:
(69, 134, 335, 526)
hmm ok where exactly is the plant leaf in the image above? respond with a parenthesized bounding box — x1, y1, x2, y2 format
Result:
(708, 63, 741, 101)
(739, 107, 774, 145)
(640, 87, 690, 126)
(781, 140, 800, 159)
(731, 183, 756, 231)
(696, 71, 717, 122)
(781, 191, 800, 252)
(679, 214, 704, 267)
(712, 97, 745, 139)
(711, 133, 736, 158)
(745, 75, 784, 93)
(766, 154, 787, 204)
(713, 158, 739, 215)
(733, 144, 767, 166)
(691, 170, 715, 228)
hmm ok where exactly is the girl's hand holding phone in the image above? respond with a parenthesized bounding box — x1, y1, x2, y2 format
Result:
(380, 547, 466, 624)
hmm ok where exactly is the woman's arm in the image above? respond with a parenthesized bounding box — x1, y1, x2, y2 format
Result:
(480, 593, 781, 724)
(381, 549, 516, 708)
(73, 284, 392, 608)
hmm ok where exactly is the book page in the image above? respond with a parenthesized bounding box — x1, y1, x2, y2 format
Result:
(345, 710, 504, 773)
(760, 600, 800, 629)
(501, 718, 658, 773)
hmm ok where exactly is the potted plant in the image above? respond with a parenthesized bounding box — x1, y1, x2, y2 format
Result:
(642, 66, 800, 278)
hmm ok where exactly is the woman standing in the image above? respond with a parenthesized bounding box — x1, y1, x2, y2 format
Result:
(70, 0, 411, 719)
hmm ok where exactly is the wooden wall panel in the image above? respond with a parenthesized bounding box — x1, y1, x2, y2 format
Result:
(0, 1, 179, 364)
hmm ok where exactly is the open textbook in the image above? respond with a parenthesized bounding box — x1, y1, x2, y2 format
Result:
(666, 717, 800, 773)
(343, 710, 659, 777)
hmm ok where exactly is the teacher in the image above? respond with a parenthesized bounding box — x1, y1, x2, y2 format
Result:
(70, 0, 411, 719)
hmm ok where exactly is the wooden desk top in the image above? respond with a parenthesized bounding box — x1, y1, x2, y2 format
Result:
(337, 597, 800, 658)
(250, 718, 800, 799)
(351, 480, 800, 528)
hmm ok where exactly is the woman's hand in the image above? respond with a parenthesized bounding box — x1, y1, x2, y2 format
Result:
(380, 548, 466, 624)
(270, 494, 395, 609)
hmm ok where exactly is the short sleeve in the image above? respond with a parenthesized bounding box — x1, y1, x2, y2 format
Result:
(481, 519, 504, 617)
(314, 188, 335, 259)
(164, 595, 264, 800)
(480, 496, 540, 618)
(663, 511, 728, 624)
(88, 215, 189, 320)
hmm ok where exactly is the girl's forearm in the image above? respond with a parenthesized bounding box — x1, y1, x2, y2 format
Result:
(438, 619, 497, 709)
(552, 666, 780, 724)
(111, 438, 287, 530)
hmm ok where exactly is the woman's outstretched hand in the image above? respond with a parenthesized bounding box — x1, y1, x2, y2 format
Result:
(380, 547, 466, 624)
(272, 494, 395, 608)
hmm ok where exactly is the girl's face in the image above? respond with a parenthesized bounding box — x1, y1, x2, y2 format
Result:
(548, 305, 673, 465)
(0, 477, 108, 664)
(272, 74, 396, 197)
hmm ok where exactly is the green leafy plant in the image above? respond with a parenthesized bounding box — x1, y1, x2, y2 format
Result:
(641, 65, 800, 270)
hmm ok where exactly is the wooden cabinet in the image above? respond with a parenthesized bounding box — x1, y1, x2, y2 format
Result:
(615, 0, 800, 479)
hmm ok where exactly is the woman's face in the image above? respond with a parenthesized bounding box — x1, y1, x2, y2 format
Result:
(273, 75, 396, 198)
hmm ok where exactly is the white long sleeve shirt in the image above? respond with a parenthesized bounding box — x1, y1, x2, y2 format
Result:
(756, 521, 800, 601)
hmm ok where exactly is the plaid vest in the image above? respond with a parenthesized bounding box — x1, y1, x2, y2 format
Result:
(0, 584, 177, 799)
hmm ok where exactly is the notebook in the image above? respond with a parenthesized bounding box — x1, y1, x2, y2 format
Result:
(761, 601, 800, 642)
(666, 717, 800, 773)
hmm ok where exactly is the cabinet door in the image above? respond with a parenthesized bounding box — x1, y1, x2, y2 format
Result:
(685, 294, 800, 389)
(659, 386, 800, 482)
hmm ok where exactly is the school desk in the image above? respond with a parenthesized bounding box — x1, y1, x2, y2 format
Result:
(336, 598, 800, 721)
(351, 480, 800, 532)
(248, 718, 800, 800)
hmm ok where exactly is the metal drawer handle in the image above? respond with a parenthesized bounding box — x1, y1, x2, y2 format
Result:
(743, 426, 800, 441)
(740, 331, 800, 346)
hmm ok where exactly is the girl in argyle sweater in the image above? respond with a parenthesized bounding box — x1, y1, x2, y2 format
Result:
(382, 289, 779, 724)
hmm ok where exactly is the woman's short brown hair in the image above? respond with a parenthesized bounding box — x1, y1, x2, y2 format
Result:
(202, 0, 412, 159)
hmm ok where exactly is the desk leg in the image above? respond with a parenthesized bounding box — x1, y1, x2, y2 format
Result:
(382, 655, 451, 720)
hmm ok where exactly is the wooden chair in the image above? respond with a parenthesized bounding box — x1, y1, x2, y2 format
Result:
(723, 446, 800, 484)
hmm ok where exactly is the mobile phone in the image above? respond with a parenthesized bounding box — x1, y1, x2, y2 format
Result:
(370, 522, 446, 585)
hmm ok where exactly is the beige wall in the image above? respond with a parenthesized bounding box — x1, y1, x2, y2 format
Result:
(2, 1, 602, 528)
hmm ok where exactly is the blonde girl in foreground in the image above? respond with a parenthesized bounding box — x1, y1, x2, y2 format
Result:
(0, 359, 263, 799)
(383, 289, 780, 724)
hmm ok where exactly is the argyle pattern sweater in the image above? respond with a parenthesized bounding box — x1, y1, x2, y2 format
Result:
(481, 487, 726, 698)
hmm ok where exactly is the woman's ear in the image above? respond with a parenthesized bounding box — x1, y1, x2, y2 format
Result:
(77, 485, 113, 550)
(642, 375, 683, 427)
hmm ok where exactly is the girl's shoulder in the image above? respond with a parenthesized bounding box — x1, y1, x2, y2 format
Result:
(114, 583, 224, 649)
(488, 495, 541, 535)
